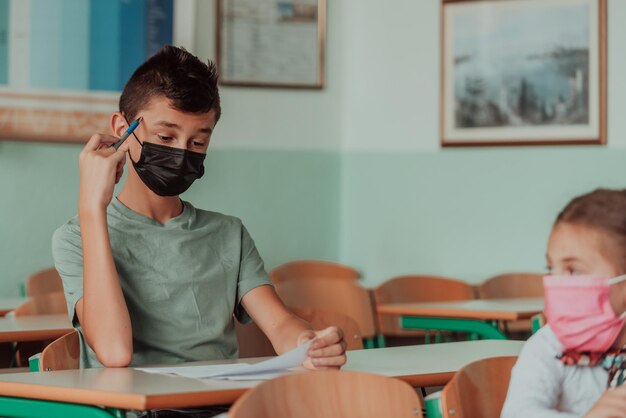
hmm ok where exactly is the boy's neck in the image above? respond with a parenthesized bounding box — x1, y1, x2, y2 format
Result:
(117, 172, 184, 224)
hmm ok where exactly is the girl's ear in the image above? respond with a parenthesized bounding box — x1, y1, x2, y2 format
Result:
(111, 112, 128, 137)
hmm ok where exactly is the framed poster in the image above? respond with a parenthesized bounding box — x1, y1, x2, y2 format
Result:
(216, 0, 326, 89)
(441, 0, 607, 147)
(0, 0, 192, 143)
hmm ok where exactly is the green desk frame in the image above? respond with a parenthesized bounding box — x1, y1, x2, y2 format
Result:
(401, 317, 508, 340)
(0, 356, 127, 418)
(375, 316, 508, 349)
(398, 317, 509, 417)
(0, 396, 125, 418)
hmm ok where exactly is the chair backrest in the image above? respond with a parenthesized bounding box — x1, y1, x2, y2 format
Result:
(25, 267, 63, 297)
(373, 275, 474, 336)
(39, 331, 80, 371)
(236, 307, 364, 358)
(274, 278, 377, 338)
(296, 307, 364, 349)
(270, 260, 360, 284)
(229, 370, 423, 418)
(478, 273, 544, 299)
(235, 318, 277, 358)
(13, 292, 68, 317)
(441, 356, 518, 418)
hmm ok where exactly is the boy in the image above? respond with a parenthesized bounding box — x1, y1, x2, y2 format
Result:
(52, 45, 346, 372)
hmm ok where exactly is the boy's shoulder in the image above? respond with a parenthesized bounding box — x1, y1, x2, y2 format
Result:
(187, 202, 243, 228)
(51, 202, 248, 246)
(190, 204, 239, 222)
(52, 215, 81, 245)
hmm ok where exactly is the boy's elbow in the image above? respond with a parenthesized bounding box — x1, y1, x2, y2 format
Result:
(83, 326, 133, 367)
(95, 344, 133, 368)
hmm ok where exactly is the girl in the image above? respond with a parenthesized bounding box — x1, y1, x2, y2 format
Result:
(502, 189, 626, 418)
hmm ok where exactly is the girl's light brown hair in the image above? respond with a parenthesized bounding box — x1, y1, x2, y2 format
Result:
(556, 188, 626, 271)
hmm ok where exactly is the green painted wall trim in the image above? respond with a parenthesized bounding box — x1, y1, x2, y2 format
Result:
(340, 148, 626, 285)
(0, 141, 340, 296)
(4, 140, 626, 294)
(0, 0, 8, 85)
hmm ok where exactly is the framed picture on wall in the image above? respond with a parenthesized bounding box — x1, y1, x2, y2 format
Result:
(441, 0, 607, 147)
(216, 0, 326, 89)
(0, 0, 194, 143)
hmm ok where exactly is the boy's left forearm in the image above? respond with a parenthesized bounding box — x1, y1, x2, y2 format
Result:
(270, 314, 314, 354)
(241, 286, 347, 368)
(240, 285, 310, 353)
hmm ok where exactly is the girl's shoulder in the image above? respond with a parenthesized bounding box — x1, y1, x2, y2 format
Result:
(526, 325, 564, 353)
(515, 325, 565, 371)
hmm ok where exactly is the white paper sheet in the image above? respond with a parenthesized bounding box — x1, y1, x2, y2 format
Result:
(138, 363, 251, 379)
(137, 339, 313, 381)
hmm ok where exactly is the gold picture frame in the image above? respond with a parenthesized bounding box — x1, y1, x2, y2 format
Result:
(441, 0, 607, 147)
(216, 0, 326, 89)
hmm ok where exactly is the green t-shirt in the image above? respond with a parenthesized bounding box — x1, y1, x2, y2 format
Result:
(51, 198, 272, 368)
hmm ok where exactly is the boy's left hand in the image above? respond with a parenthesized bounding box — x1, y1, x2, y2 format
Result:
(298, 326, 347, 370)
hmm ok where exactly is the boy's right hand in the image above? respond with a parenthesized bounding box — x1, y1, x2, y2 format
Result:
(79, 134, 130, 213)
(584, 385, 626, 418)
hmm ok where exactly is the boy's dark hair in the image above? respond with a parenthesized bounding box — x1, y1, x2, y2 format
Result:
(556, 188, 626, 270)
(119, 45, 221, 122)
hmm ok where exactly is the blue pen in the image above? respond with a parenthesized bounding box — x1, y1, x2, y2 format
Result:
(112, 117, 142, 150)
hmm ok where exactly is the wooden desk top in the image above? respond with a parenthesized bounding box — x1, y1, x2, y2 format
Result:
(376, 298, 544, 321)
(0, 297, 27, 316)
(0, 340, 524, 410)
(0, 314, 73, 343)
(344, 339, 523, 386)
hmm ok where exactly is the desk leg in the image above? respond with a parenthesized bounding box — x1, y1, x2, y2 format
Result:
(376, 334, 386, 348)
(0, 396, 124, 418)
(424, 391, 443, 418)
(363, 337, 377, 349)
(106, 407, 127, 418)
(401, 317, 508, 340)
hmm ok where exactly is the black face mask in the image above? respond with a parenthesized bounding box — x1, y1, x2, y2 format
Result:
(129, 132, 206, 197)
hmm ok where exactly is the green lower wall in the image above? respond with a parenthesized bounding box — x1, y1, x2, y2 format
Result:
(5, 139, 626, 294)
(0, 0, 8, 85)
(0, 141, 341, 296)
(339, 147, 626, 285)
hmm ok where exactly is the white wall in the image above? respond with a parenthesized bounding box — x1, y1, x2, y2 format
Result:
(339, 0, 626, 151)
(337, 0, 626, 285)
(192, 0, 345, 151)
(340, 0, 440, 151)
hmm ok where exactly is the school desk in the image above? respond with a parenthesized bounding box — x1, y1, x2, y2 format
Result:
(0, 340, 524, 417)
(0, 298, 27, 317)
(0, 314, 73, 343)
(376, 298, 544, 340)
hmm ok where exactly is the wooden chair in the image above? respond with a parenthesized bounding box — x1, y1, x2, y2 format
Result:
(440, 356, 517, 418)
(13, 291, 68, 316)
(274, 278, 378, 345)
(13, 292, 68, 366)
(270, 260, 360, 284)
(478, 273, 544, 334)
(39, 331, 79, 371)
(25, 267, 63, 297)
(236, 307, 364, 358)
(373, 275, 474, 339)
(477, 273, 544, 299)
(229, 370, 424, 418)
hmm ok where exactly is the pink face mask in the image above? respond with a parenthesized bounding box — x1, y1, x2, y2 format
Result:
(544, 275, 626, 353)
